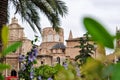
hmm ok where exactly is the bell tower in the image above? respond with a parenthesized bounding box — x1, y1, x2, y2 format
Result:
(68, 30, 73, 40)
(9, 17, 25, 41)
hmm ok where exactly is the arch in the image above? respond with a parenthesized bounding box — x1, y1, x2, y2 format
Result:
(55, 34, 60, 41)
(47, 35, 53, 42)
(47, 30, 53, 42)
(11, 69, 17, 76)
(48, 30, 52, 35)
(57, 57, 60, 64)
(41, 61, 44, 64)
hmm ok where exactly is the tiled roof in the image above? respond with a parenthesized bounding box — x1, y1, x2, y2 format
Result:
(51, 43, 66, 49)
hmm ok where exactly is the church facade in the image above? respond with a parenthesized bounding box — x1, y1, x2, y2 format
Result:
(4, 17, 32, 76)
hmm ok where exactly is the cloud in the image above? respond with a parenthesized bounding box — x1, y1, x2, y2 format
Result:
(9, 0, 120, 45)
(38, 0, 120, 42)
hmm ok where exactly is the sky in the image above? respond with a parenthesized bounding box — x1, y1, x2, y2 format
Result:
(9, 0, 120, 53)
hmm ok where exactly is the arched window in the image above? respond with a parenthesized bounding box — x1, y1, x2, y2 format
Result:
(11, 69, 17, 76)
(57, 57, 60, 64)
(43, 36, 47, 42)
(41, 61, 44, 65)
(41, 59, 45, 65)
(47, 35, 53, 42)
(55, 34, 59, 41)
(47, 30, 53, 42)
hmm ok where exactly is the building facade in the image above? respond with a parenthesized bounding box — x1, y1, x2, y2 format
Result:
(38, 27, 66, 66)
(5, 17, 103, 77)
(4, 17, 32, 77)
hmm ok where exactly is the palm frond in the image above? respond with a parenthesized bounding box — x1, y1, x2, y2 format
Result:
(11, 0, 41, 33)
(31, 0, 60, 31)
(45, 0, 68, 16)
(54, 0, 68, 17)
(10, 0, 68, 34)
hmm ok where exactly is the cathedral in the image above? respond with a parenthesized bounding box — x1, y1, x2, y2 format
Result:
(6, 17, 120, 77)
(4, 17, 80, 77)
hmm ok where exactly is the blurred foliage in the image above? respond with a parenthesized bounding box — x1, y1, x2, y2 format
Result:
(80, 57, 120, 80)
(83, 17, 114, 49)
(1, 25, 8, 47)
(1, 26, 22, 56)
(54, 62, 81, 80)
(79, 17, 120, 80)
(81, 58, 104, 80)
(2, 41, 22, 56)
(35, 65, 57, 79)
(0, 64, 10, 72)
(34, 61, 81, 80)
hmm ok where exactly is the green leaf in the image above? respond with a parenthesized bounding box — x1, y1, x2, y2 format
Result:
(83, 17, 114, 48)
(0, 74, 4, 80)
(0, 63, 10, 71)
(2, 41, 22, 56)
(2, 25, 9, 47)
(111, 63, 120, 80)
(102, 64, 114, 79)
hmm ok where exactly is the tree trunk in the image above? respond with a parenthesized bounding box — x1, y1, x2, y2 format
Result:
(0, 0, 8, 53)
